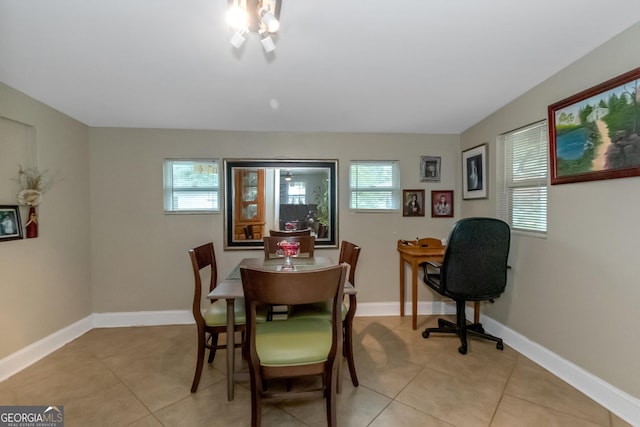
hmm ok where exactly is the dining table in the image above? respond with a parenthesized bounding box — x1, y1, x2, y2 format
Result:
(207, 255, 356, 401)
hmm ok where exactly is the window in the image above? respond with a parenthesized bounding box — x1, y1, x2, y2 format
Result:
(498, 121, 548, 234)
(349, 160, 400, 210)
(164, 159, 221, 213)
(287, 181, 306, 204)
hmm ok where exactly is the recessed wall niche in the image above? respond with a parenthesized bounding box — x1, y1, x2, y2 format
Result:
(0, 116, 37, 203)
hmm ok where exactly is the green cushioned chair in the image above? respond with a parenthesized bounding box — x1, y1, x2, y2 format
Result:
(287, 240, 361, 391)
(189, 242, 266, 393)
(241, 263, 348, 427)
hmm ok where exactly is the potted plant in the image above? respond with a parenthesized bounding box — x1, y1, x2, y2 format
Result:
(314, 179, 329, 237)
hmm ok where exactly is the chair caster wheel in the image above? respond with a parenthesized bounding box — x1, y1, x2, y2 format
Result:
(458, 346, 467, 355)
(422, 330, 430, 338)
(496, 342, 504, 350)
(437, 318, 446, 328)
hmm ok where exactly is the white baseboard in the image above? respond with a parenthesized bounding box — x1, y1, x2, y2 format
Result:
(355, 301, 456, 317)
(479, 313, 640, 426)
(92, 310, 193, 328)
(1, 306, 638, 425)
(0, 315, 94, 383)
(0, 311, 193, 383)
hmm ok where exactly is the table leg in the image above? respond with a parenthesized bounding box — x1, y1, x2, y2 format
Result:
(411, 260, 418, 330)
(399, 256, 405, 317)
(225, 298, 235, 401)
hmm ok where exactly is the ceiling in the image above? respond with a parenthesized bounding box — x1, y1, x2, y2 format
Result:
(1, 1, 640, 134)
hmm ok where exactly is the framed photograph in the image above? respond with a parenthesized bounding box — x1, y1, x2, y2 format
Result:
(403, 189, 425, 217)
(431, 190, 454, 217)
(548, 67, 640, 185)
(462, 143, 487, 199)
(420, 156, 441, 182)
(0, 205, 23, 242)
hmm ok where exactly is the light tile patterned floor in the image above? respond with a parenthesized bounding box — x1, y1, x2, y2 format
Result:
(0, 316, 632, 426)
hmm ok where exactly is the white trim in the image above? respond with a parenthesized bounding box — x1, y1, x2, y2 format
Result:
(478, 313, 640, 425)
(354, 301, 457, 317)
(92, 310, 193, 328)
(0, 316, 93, 382)
(1, 307, 638, 424)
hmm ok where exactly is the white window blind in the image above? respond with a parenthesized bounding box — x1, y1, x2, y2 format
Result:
(287, 181, 306, 204)
(349, 160, 400, 210)
(498, 121, 548, 234)
(163, 159, 220, 213)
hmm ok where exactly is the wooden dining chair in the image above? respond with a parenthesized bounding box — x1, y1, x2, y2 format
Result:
(240, 264, 348, 427)
(288, 240, 362, 391)
(188, 242, 247, 393)
(269, 228, 311, 237)
(263, 235, 315, 258)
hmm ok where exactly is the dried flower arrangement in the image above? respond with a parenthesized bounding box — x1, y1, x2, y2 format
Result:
(16, 166, 55, 207)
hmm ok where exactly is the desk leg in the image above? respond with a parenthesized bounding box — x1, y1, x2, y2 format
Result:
(411, 260, 418, 330)
(226, 298, 235, 401)
(399, 256, 405, 317)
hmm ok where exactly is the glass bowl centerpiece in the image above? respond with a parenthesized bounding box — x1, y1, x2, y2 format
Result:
(277, 240, 300, 270)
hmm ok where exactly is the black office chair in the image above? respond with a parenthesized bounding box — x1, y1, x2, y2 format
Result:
(421, 217, 510, 354)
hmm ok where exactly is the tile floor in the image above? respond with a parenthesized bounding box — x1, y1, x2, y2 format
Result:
(0, 315, 632, 427)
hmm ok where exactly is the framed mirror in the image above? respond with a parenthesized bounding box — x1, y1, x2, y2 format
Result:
(224, 159, 338, 249)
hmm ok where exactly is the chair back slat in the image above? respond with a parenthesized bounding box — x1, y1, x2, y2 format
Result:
(188, 242, 219, 325)
(338, 240, 361, 286)
(269, 229, 312, 237)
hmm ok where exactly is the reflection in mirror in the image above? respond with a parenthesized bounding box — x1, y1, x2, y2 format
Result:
(224, 159, 338, 249)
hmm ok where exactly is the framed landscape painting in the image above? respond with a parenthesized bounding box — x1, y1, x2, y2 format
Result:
(548, 67, 640, 185)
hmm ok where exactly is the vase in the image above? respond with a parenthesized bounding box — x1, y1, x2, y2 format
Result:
(26, 206, 38, 238)
(277, 241, 300, 271)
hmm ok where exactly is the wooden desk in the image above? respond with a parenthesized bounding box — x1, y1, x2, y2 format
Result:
(397, 239, 445, 330)
(208, 256, 355, 401)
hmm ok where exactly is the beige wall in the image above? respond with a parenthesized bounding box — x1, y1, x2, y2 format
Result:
(0, 83, 91, 358)
(3, 21, 639, 402)
(88, 129, 460, 313)
(461, 23, 640, 398)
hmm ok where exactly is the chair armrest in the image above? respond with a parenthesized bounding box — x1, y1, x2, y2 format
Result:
(423, 260, 442, 269)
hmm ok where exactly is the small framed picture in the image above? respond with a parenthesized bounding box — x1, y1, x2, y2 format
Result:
(420, 156, 441, 182)
(403, 189, 425, 217)
(462, 143, 487, 199)
(0, 205, 23, 242)
(431, 190, 454, 218)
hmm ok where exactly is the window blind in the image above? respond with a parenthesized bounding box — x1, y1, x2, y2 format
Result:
(349, 160, 400, 210)
(164, 159, 220, 213)
(499, 121, 548, 234)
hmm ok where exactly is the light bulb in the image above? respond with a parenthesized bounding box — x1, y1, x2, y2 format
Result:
(227, 5, 248, 30)
(260, 9, 280, 33)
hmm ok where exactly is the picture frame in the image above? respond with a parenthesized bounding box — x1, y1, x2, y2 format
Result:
(0, 205, 23, 242)
(420, 156, 441, 182)
(462, 143, 487, 199)
(402, 189, 425, 217)
(431, 190, 454, 218)
(548, 67, 640, 185)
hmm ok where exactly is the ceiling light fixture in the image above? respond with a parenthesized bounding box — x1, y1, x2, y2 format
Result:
(260, 31, 276, 53)
(227, 0, 281, 53)
(284, 171, 292, 181)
